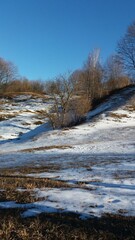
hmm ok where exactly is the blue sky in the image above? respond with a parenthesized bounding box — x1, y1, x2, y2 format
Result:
(0, 0, 135, 80)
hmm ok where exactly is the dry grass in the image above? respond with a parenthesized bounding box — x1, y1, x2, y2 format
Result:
(109, 112, 129, 119)
(127, 106, 135, 111)
(0, 175, 68, 190)
(35, 110, 49, 121)
(0, 113, 18, 121)
(0, 91, 47, 99)
(0, 165, 70, 204)
(0, 166, 135, 239)
(36, 110, 48, 115)
(125, 95, 135, 111)
(0, 209, 135, 240)
(22, 122, 31, 126)
(0, 165, 61, 175)
(0, 175, 70, 205)
(21, 145, 72, 152)
(34, 120, 44, 125)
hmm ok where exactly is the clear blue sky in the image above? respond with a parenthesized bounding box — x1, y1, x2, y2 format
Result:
(0, 0, 135, 80)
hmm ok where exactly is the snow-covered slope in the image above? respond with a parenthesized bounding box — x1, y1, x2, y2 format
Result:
(0, 86, 135, 218)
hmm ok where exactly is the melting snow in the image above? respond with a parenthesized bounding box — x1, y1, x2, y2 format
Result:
(0, 87, 135, 218)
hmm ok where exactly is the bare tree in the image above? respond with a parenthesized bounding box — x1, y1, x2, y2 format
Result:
(104, 54, 130, 91)
(68, 96, 90, 124)
(0, 57, 17, 93)
(31, 80, 44, 93)
(117, 20, 135, 78)
(69, 69, 85, 95)
(45, 73, 90, 128)
(83, 49, 103, 102)
(45, 74, 73, 128)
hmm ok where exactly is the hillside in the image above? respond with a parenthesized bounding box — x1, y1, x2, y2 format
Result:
(0, 86, 135, 239)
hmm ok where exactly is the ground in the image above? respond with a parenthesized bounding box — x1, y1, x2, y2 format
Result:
(0, 86, 135, 239)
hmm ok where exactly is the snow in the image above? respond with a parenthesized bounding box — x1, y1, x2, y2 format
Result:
(0, 87, 135, 219)
(0, 185, 134, 219)
(0, 95, 51, 140)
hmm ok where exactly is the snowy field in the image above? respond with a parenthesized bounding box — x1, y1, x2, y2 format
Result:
(0, 86, 135, 219)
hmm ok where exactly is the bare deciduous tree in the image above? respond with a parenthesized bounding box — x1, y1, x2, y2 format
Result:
(45, 73, 90, 129)
(83, 49, 103, 102)
(0, 57, 18, 93)
(45, 74, 73, 128)
(104, 54, 130, 91)
(117, 20, 135, 78)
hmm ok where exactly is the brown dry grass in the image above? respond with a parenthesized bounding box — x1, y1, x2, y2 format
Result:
(36, 110, 48, 115)
(0, 175, 68, 190)
(34, 120, 44, 125)
(21, 145, 72, 152)
(0, 209, 135, 240)
(0, 92, 48, 99)
(0, 175, 69, 204)
(109, 112, 129, 119)
(35, 110, 48, 121)
(0, 167, 135, 239)
(0, 165, 70, 204)
(125, 95, 135, 111)
(0, 113, 18, 121)
(0, 165, 61, 175)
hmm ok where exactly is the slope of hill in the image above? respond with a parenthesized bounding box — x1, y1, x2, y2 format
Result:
(0, 86, 135, 220)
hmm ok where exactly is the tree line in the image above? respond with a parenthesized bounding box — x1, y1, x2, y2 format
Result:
(0, 57, 44, 95)
(0, 20, 135, 128)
